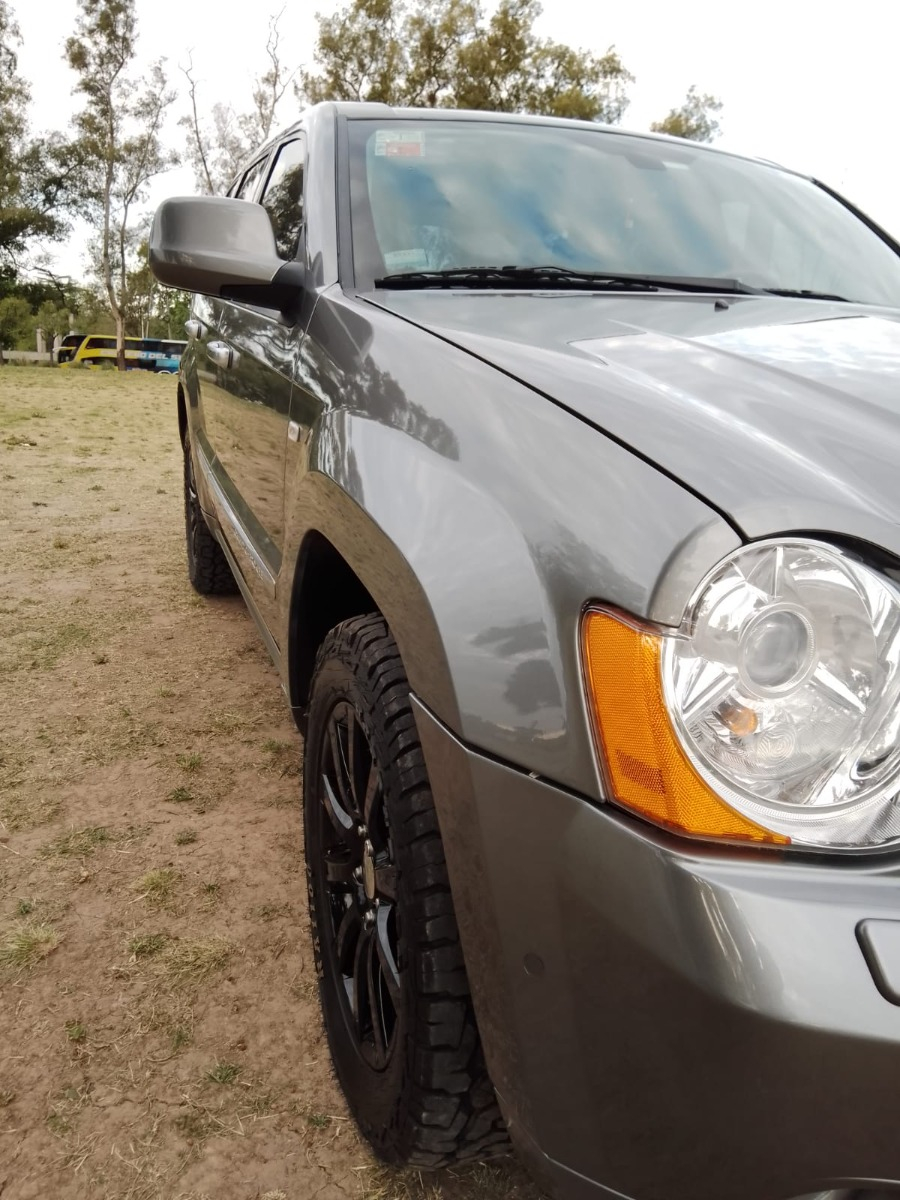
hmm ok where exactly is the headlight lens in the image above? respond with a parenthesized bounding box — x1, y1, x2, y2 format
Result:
(662, 539, 900, 847)
(583, 539, 900, 849)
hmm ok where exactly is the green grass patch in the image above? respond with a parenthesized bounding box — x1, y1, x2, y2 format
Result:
(205, 1060, 241, 1085)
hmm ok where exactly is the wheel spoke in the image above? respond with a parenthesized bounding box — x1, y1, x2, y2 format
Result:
(374, 861, 397, 903)
(347, 709, 370, 823)
(361, 760, 381, 829)
(374, 904, 401, 1005)
(321, 772, 356, 841)
(366, 932, 388, 1063)
(328, 715, 356, 820)
(335, 905, 361, 977)
(351, 923, 373, 1032)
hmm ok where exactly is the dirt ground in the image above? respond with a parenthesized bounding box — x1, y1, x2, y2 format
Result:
(0, 369, 546, 1200)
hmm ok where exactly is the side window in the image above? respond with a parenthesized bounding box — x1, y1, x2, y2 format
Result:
(260, 138, 305, 260)
(234, 157, 269, 202)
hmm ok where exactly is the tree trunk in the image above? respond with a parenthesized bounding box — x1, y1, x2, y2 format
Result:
(116, 312, 126, 372)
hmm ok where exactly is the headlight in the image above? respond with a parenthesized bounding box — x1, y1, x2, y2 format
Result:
(582, 539, 900, 849)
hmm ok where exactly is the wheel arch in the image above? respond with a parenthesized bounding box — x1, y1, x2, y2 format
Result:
(281, 466, 463, 737)
(286, 528, 379, 722)
(176, 381, 188, 447)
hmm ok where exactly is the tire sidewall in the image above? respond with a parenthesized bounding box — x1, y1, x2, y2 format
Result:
(183, 438, 200, 584)
(304, 651, 412, 1157)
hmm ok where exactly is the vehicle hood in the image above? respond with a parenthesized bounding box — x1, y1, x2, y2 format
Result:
(365, 291, 900, 551)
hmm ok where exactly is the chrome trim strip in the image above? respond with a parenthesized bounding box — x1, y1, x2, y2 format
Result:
(195, 445, 277, 596)
(214, 521, 282, 670)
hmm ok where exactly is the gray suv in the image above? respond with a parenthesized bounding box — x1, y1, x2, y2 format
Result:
(149, 103, 900, 1200)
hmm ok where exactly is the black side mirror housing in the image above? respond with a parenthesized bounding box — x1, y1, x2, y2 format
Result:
(148, 196, 305, 314)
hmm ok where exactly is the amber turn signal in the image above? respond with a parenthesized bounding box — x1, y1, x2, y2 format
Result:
(581, 610, 788, 845)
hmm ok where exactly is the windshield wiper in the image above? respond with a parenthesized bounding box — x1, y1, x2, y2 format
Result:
(374, 266, 658, 291)
(760, 287, 850, 302)
(374, 265, 767, 294)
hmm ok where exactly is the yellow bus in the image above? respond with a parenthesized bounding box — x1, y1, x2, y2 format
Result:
(59, 335, 187, 371)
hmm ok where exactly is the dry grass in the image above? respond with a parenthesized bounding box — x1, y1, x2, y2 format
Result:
(133, 866, 180, 908)
(158, 936, 233, 986)
(0, 921, 60, 971)
(0, 369, 545, 1200)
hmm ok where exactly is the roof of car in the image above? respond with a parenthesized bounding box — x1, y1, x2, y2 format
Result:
(248, 100, 802, 183)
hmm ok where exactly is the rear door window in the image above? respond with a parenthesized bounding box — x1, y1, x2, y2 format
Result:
(259, 138, 306, 260)
(235, 157, 269, 202)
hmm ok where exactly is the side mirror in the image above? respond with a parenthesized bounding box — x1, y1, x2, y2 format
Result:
(148, 196, 305, 313)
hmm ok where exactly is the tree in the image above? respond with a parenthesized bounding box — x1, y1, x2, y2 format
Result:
(32, 299, 71, 359)
(651, 85, 723, 143)
(123, 237, 190, 337)
(66, 0, 177, 370)
(0, 1, 72, 273)
(0, 294, 31, 362)
(300, 0, 633, 123)
(180, 11, 295, 194)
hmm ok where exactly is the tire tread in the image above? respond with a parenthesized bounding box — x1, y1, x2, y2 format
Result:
(308, 613, 510, 1168)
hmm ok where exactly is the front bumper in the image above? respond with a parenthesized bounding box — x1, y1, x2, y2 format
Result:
(413, 697, 900, 1200)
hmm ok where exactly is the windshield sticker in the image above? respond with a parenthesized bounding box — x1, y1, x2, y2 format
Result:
(375, 130, 425, 158)
(383, 248, 429, 271)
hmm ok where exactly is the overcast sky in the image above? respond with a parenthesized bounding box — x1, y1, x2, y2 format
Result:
(15, 0, 900, 281)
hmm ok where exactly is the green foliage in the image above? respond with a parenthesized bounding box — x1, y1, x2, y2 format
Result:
(32, 300, 70, 351)
(0, 1, 70, 271)
(0, 295, 31, 353)
(121, 237, 189, 338)
(300, 0, 633, 122)
(651, 85, 723, 143)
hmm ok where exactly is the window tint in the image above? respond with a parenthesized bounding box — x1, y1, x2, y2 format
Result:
(260, 139, 305, 260)
(235, 157, 268, 201)
(85, 336, 116, 350)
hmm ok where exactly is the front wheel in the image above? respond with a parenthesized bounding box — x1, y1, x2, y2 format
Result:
(304, 614, 509, 1167)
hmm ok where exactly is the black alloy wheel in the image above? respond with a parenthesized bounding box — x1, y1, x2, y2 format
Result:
(317, 697, 400, 1069)
(304, 614, 509, 1167)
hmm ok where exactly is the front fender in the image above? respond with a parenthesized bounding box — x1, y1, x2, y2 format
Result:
(278, 295, 738, 796)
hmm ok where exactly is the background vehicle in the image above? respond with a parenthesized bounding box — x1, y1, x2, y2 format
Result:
(55, 332, 86, 364)
(59, 334, 187, 370)
(149, 103, 900, 1200)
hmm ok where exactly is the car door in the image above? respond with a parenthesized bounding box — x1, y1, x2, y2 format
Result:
(199, 141, 305, 624)
(190, 154, 271, 500)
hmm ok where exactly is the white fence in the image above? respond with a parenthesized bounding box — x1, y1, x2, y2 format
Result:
(1, 350, 52, 363)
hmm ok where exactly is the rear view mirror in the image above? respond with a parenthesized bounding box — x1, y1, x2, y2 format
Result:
(148, 196, 305, 312)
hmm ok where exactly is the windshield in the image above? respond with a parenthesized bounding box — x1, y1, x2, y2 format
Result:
(347, 119, 900, 306)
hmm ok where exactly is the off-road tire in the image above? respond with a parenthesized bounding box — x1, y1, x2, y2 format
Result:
(183, 437, 237, 595)
(304, 613, 510, 1167)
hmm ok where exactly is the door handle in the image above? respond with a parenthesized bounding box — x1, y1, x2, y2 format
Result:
(207, 341, 240, 370)
(185, 318, 203, 339)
